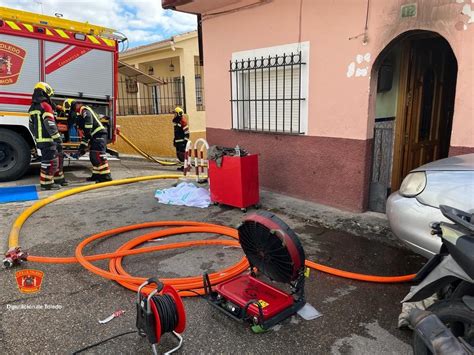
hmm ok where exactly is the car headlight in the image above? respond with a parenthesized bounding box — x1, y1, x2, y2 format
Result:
(399, 172, 427, 197)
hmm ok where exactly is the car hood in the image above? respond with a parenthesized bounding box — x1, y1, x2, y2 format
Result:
(417, 170, 474, 212)
(412, 154, 474, 172)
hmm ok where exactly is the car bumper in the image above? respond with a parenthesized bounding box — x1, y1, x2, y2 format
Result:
(386, 192, 445, 258)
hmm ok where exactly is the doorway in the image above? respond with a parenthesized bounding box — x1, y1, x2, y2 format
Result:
(369, 31, 458, 212)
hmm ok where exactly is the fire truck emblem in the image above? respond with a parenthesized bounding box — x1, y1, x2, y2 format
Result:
(15, 269, 44, 294)
(0, 41, 26, 85)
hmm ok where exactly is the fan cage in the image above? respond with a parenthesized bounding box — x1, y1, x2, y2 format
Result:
(238, 211, 306, 284)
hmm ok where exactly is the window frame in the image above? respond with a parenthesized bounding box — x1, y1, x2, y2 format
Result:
(230, 41, 310, 135)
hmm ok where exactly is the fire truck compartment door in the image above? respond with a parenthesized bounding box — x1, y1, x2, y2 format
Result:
(44, 41, 113, 100)
(0, 34, 40, 112)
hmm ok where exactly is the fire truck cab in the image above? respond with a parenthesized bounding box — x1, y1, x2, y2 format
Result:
(0, 7, 125, 181)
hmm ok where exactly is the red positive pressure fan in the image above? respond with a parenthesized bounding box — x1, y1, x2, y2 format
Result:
(204, 211, 307, 332)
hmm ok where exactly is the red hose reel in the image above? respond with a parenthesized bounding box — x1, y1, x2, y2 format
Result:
(136, 278, 186, 354)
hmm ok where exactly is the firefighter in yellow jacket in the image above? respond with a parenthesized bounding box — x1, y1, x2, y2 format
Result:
(172, 107, 189, 171)
(28, 82, 68, 190)
(63, 99, 112, 182)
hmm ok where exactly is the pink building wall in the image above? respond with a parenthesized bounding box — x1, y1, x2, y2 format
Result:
(172, 0, 473, 211)
(202, 0, 473, 146)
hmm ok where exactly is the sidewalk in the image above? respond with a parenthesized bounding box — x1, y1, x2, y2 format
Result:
(261, 190, 396, 246)
(119, 155, 396, 247)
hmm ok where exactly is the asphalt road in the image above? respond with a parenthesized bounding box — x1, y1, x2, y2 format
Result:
(0, 158, 425, 354)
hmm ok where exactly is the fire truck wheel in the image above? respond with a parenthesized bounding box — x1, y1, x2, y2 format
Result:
(0, 129, 31, 182)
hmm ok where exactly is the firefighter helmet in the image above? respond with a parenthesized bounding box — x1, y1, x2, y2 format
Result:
(62, 98, 77, 113)
(174, 107, 184, 116)
(34, 82, 54, 97)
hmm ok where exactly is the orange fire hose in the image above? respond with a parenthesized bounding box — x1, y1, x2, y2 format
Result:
(9, 175, 415, 297)
(305, 261, 415, 283)
(28, 221, 415, 296)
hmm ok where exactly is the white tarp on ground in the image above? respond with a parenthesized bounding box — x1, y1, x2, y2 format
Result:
(155, 182, 210, 208)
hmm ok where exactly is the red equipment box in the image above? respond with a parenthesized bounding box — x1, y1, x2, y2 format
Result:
(208, 154, 259, 209)
(215, 274, 294, 320)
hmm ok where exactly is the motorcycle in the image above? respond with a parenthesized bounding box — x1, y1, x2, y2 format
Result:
(402, 205, 474, 354)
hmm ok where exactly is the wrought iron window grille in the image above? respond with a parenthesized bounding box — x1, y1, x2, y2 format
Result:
(230, 51, 306, 134)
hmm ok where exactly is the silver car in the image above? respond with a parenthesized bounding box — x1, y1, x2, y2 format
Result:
(386, 154, 474, 258)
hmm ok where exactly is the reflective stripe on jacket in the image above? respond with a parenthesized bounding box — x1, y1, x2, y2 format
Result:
(78, 105, 106, 145)
(28, 101, 60, 143)
(173, 116, 190, 144)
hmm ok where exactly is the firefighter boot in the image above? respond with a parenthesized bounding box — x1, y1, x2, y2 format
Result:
(41, 183, 61, 191)
(86, 174, 100, 182)
(96, 174, 112, 183)
(54, 178, 69, 186)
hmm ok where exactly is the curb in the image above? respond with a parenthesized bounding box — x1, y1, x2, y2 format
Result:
(259, 190, 401, 248)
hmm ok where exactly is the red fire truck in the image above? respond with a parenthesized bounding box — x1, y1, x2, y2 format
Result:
(0, 6, 126, 181)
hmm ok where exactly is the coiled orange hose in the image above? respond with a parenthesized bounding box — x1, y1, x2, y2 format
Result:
(10, 175, 415, 296)
(29, 221, 416, 295)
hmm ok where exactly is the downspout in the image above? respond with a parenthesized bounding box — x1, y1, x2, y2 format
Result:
(197, 14, 203, 65)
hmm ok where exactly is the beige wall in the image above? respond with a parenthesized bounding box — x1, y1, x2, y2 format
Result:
(138, 56, 181, 78)
(112, 114, 206, 157)
(119, 33, 206, 133)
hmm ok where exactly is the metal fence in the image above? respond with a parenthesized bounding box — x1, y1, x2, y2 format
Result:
(117, 75, 186, 116)
(229, 51, 305, 134)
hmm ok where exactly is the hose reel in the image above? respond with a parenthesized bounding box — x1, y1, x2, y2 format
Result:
(136, 278, 186, 354)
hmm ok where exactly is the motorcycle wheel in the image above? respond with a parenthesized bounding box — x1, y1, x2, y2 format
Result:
(413, 300, 474, 354)
(452, 281, 474, 299)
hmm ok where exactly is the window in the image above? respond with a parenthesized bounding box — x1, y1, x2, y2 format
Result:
(195, 58, 205, 111)
(117, 75, 186, 116)
(230, 42, 308, 134)
(173, 76, 185, 110)
(125, 78, 138, 93)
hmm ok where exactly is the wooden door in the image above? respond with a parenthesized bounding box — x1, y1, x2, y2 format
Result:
(392, 37, 455, 189)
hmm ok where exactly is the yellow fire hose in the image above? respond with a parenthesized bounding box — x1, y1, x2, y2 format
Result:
(6, 175, 416, 289)
(117, 131, 179, 166)
(8, 175, 180, 248)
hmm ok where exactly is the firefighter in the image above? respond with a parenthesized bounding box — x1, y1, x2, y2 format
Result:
(172, 107, 189, 171)
(28, 82, 67, 190)
(63, 99, 112, 182)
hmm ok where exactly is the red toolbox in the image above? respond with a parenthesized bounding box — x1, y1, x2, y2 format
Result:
(208, 154, 259, 211)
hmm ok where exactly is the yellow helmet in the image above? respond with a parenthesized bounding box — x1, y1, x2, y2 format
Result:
(174, 107, 184, 115)
(62, 98, 76, 113)
(34, 82, 54, 97)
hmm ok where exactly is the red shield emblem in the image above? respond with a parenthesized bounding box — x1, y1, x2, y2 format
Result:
(15, 269, 44, 294)
(0, 41, 26, 86)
